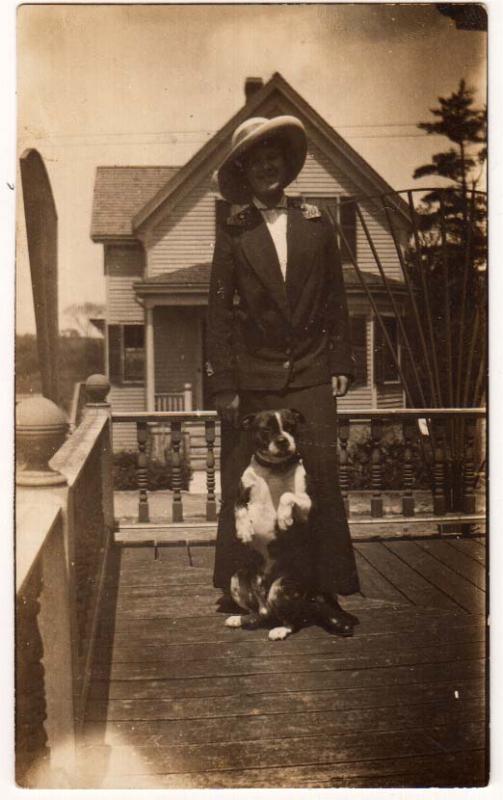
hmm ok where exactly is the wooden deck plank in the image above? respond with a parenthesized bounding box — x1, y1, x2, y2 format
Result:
(385, 540, 486, 614)
(448, 538, 487, 565)
(93, 749, 487, 789)
(79, 728, 445, 777)
(354, 550, 409, 603)
(89, 658, 485, 700)
(83, 540, 487, 789)
(97, 606, 484, 643)
(416, 539, 486, 590)
(93, 640, 484, 682)
(355, 542, 459, 609)
(186, 544, 217, 568)
(85, 676, 485, 723)
(92, 619, 484, 665)
(83, 696, 485, 747)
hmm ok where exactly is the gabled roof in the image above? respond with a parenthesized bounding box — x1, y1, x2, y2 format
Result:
(90, 166, 179, 241)
(134, 263, 407, 296)
(132, 72, 410, 232)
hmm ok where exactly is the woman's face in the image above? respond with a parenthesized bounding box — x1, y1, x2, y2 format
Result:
(243, 142, 287, 203)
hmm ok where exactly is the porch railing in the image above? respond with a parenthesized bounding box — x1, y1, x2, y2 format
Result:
(13, 376, 487, 786)
(111, 406, 486, 534)
(15, 376, 114, 787)
(155, 382, 193, 411)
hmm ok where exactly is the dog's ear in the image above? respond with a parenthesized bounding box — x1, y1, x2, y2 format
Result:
(290, 408, 306, 426)
(241, 413, 256, 430)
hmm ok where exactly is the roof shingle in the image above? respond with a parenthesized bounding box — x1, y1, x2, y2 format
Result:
(90, 166, 179, 240)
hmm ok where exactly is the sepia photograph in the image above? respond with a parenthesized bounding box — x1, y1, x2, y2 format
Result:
(13, 2, 490, 791)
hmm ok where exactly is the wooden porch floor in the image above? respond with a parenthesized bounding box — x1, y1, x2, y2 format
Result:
(80, 536, 488, 789)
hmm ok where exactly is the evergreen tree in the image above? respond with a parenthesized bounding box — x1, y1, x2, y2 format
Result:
(399, 80, 487, 511)
(404, 80, 486, 411)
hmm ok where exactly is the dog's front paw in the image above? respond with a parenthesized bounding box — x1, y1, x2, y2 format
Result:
(225, 615, 243, 628)
(268, 626, 293, 641)
(277, 493, 296, 530)
(235, 509, 254, 543)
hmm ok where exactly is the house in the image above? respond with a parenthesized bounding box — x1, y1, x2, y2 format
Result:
(91, 73, 411, 453)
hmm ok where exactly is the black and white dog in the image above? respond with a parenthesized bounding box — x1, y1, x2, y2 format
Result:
(225, 408, 352, 641)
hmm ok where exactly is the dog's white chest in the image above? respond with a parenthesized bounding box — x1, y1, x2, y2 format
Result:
(237, 460, 305, 556)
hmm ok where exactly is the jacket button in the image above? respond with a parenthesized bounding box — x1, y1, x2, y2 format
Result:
(283, 360, 290, 369)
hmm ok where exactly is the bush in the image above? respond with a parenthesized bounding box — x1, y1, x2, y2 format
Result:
(345, 423, 431, 490)
(113, 450, 192, 491)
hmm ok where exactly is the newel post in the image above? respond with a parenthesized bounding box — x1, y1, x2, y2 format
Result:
(16, 397, 68, 487)
(85, 374, 114, 533)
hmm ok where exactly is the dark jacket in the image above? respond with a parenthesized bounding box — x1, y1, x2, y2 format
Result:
(206, 198, 354, 395)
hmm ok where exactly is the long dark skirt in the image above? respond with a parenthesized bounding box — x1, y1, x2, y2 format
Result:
(213, 383, 360, 596)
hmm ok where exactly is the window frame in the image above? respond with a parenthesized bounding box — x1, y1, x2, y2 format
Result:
(304, 195, 357, 263)
(374, 314, 402, 386)
(350, 314, 369, 389)
(108, 323, 145, 386)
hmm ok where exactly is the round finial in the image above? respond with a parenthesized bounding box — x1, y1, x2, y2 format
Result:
(85, 374, 110, 405)
(16, 397, 68, 486)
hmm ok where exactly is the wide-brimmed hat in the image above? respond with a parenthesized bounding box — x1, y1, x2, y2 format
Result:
(217, 115, 307, 204)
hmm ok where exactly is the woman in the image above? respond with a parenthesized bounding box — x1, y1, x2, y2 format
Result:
(206, 115, 360, 634)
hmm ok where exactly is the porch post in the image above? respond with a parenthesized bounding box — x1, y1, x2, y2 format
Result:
(145, 304, 155, 411)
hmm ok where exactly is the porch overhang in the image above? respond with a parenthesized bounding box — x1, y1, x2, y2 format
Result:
(134, 262, 211, 306)
(134, 261, 408, 307)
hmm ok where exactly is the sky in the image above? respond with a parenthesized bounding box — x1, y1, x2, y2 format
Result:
(15, 3, 487, 333)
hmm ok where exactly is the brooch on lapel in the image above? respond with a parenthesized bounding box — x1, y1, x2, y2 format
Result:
(226, 205, 254, 227)
(301, 202, 322, 220)
(288, 197, 322, 219)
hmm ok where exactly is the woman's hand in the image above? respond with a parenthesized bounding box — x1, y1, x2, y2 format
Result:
(331, 375, 349, 398)
(215, 392, 240, 426)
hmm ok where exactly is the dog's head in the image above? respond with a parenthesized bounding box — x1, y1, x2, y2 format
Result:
(242, 409, 305, 463)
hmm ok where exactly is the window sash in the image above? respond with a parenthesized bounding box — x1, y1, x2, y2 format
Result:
(374, 316, 401, 385)
(108, 324, 145, 385)
(350, 316, 368, 388)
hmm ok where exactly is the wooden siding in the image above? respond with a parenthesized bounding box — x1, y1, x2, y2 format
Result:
(105, 245, 145, 324)
(145, 142, 404, 283)
(291, 142, 403, 280)
(378, 384, 406, 408)
(147, 180, 216, 277)
(110, 385, 145, 451)
(339, 317, 374, 411)
(106, 276, 144, 324)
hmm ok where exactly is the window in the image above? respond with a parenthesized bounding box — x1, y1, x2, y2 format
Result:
(374, 316, 401, 385)
(108, 324, 145, 384)
(305, 196, 357, 263)
(350, 316, 368, 388)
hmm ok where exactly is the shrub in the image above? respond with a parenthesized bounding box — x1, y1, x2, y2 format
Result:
(113, 450, 192, 491)
(345, 423, 431, 490)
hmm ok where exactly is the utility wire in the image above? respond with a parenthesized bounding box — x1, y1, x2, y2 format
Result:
(29, 121, 429, 140)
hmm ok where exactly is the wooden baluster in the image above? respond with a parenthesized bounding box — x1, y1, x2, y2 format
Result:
(433, 420, 447, 516)
(171, 420, 184, 522)
(463, 417, 476, 514)
(136, 421, 150, 523)
(205, 419, 217, 521)
(338, 417, 350, 516)
(370, 418, 384, 517)
(402, 418, 415, 516)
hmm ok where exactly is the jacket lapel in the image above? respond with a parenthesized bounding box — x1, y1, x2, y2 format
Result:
(285, 206, 321, 314)
(239, 207, 291, 322)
